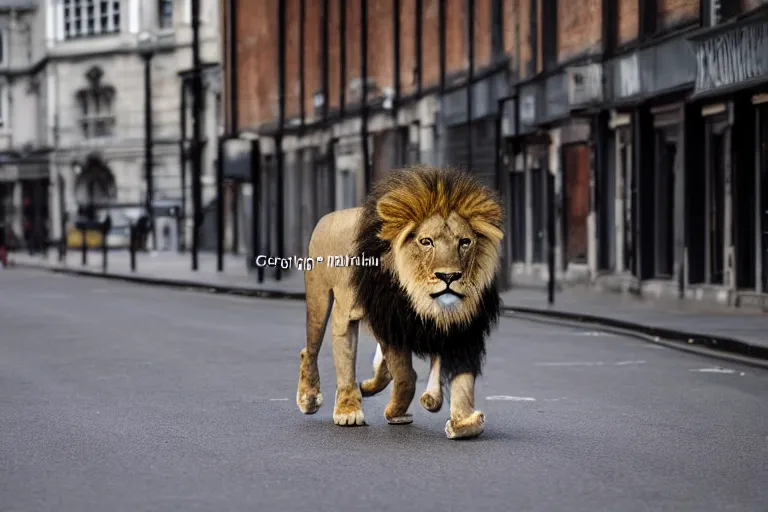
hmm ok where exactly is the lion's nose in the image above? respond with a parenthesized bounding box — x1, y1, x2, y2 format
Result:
(435, 272, 462, 285)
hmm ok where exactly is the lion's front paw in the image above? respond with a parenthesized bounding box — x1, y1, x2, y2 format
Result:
(420, 391, 443, 413)
(445, 410, 485, 439)
(333, 407, 366, 426)
(333, 386, 366, 426)
(297, 390, 324, 414)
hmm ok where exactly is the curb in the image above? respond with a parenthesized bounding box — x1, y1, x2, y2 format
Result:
(501, 306, 768, 370)
(10, 261, 768, 369)
(13, 261, 307, 301)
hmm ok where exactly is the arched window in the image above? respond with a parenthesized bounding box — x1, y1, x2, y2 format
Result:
(74, 155, 117, 208)
(76, 66, 116, 139)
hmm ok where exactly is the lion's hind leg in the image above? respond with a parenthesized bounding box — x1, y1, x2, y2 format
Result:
(382, 345, 417, 425)
(297, 277, 331, 415)
(360, 342, 392, 397)
(419, 355, 443, 413)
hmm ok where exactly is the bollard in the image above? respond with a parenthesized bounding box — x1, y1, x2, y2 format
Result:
(101, 216, 111, 273)
(129, 223, 137, 272)
(81, 227, 87, 266)
(547, 172, 556, 306)
(101, 231, 108, 273)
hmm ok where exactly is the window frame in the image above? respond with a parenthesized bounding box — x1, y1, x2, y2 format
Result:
(62, 0, 122, 40)
(158, 0, 173, 29)
(0, 82, 9, 130)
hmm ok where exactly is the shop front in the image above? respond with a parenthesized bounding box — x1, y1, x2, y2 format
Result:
(688, 13, 768, 303)
(598, 32, 697, 297)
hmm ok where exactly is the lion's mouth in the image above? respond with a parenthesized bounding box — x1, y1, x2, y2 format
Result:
(431, 289, 465, 310)
(430, 288, 465, 299)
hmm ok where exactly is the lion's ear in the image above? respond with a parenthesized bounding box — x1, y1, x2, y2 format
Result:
(471, 219, 504, 245)
(376, 191, 418, 242)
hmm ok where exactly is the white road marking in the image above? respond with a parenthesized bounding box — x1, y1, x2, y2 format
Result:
(691, 367, 737, 374)
(536, 360, 646, 367)
(535, 362, 605, 366)
(269, 398, 289, 401)
(486, 396, 536, 401)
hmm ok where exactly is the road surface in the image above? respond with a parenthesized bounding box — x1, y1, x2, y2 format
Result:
(1, 269, 766, 511)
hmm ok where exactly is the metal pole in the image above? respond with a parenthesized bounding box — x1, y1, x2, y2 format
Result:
(322, 0, 329, 124)
(191, 0, 203, 271)
(83, 180, 93, 266)
(101, 222, 108, 272)
(276, 0, 286, 281)
(179, 78, 187, 253)
(130, 223, 137, 271)
(467, 0, 474, 170)
(216, 137, 225, 271)
(250, 139, 264, 283)
(361, 0, 371, 194)
(299, 0, 305, 127)
(494, 100, 505, 289)
(231, 184, 239, 254)
(439, 0, 445, 93)
(415, 0, 422, 94)
(547, 170, 556, 305)
(228, 0, 238, 133)
(393, 0, 400, 106)
(58, 173, 66, 262)
(143, 52, 156, 252)
(339, 0, 346, 116)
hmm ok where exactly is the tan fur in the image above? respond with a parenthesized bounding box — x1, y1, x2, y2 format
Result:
(296, 166, 502, 438)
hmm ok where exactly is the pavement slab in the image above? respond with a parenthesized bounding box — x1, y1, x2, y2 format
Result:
(1, 269, 767, 511)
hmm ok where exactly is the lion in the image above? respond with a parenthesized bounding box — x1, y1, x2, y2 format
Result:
(296, 165, 503, 439)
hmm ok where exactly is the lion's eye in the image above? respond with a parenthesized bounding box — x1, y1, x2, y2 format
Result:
(419, 238, 433, 246)
(459, 238, 471, 248)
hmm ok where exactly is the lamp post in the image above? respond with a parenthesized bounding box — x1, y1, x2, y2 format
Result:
(138, 31, 157, 251)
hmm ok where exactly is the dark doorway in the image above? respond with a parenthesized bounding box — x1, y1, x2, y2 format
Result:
(21, 178, 50, 253)
(530, 165, 546, 263)
(598, 129, 616, 272)
(509, 171, 526, 262)
(759, 106, 768, 292)
(705, 119, 728, 285)
(618, 127, 635, 274)
(654, 128, 676, 278)
(561, 143, 590, 265)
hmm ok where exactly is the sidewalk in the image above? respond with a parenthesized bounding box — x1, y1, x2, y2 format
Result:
(8, 250, 768, 363)
(9, 250, 306, 296)
(501, 287, 768, 358)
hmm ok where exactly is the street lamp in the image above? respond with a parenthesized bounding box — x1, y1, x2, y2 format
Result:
(138, 31, 157, 251)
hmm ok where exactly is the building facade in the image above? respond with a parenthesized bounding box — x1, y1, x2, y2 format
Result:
(0, 0, 223, 253)
(222, 0, 768, 309)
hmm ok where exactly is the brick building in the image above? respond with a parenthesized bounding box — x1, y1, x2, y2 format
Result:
(220, 0, 768, 309)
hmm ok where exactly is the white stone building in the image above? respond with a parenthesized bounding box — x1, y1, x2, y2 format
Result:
(0, 0, 222, 252)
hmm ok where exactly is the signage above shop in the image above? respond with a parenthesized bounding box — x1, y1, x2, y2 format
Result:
(692, 20, 768, 95)
(520, 94, 536, 125)
(567, 63, 603, 106)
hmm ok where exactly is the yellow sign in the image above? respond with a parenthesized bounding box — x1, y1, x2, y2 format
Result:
(67, 228, 104, 249)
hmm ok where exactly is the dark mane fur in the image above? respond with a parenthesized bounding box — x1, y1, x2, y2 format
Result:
(350, 167, 501, 382)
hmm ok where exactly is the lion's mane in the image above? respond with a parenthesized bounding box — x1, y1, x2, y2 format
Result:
(350, 165, 502, 382)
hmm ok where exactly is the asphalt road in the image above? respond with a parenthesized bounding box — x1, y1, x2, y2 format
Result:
(1, 269, 767, 512)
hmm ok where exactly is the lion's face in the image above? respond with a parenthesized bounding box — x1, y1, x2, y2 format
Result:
(369, 166, 504, 329)
(381, 210, 501, 328)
